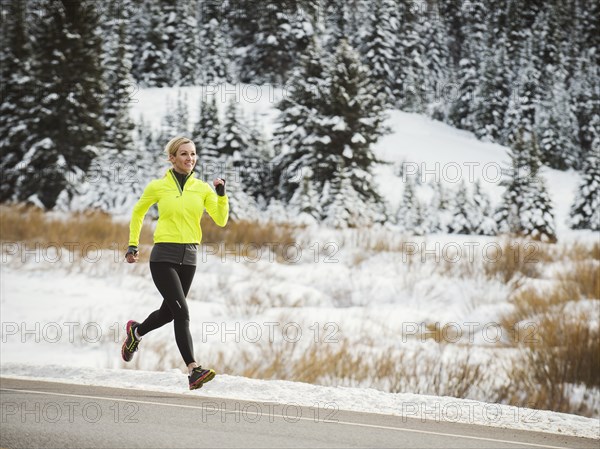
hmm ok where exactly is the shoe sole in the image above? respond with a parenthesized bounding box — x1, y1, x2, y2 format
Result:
(189, 370, 216, 390)
(121, 320, 137, 362)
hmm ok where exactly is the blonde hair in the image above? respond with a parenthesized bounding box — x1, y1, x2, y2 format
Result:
(164, 136, 195, 159)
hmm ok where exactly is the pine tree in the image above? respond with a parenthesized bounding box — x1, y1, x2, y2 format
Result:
(131, 0, 170, 87)
(238, 1, 317, 84)
(396, 178, 425, 235)
(569, 56, 600, 162)
(244, 113, 272, 201)
(198, 1, 232, 83)
(495, 128, 557, 242)
(0, 0, 36, 202)
(422, 1, 452, 119)
(166, 0, 200, 86)
(471, 180, 497, 235)
(472, 45, 511, 141)
(447, 1, 488, 131)
(536, 67, 580, 170)
(17, 0, 105, 209)
(73, 0, 139, 213)
(218, 98, 250, 158)
(321, 39, 388, 226)
(569, 137, 600, 231)
(394, 1, 427, 112)
(102, 0, 135, 154)
(447, 181, 476, 234)
(503, 52, 541, 146)
(192, 95, 221, 181)
(322, 0, 363, 54)
(426, 181, 450, 232)
(360, 0, 397, 106)
(272, 37, 330, 215)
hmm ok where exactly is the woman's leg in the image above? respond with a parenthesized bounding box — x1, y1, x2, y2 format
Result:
(136, 299, 173, 336)
(141, 262, 197, 366)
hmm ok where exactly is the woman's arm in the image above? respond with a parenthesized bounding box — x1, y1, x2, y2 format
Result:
(204, 179, 229, 227)
(128, 182, 158, 247)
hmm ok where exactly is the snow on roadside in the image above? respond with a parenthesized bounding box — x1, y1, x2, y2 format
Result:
(1, 363, 598, 440)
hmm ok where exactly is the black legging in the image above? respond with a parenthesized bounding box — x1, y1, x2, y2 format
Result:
(137, 262, 196, 365)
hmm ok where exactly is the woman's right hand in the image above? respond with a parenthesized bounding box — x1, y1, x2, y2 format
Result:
(125, 246, 139, 263)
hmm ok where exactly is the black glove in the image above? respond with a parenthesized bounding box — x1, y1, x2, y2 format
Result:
(125, 246, 138, 257)
(215, 178, 226, 196)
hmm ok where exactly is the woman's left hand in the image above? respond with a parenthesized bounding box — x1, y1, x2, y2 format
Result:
(213, 178, 226, 196)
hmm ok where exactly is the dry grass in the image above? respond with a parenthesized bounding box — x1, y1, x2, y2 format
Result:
(499, 313, 600, 415)
(128, 336, 489, 400)
(0, 203, 302, 261)
(483, 240, 544, 283)
(0, 203, 147, 250)
(556, 241, 600, 261)
(560, 261, 600, 300)
(201, 214, 299, 247)
(498, 246, 600, 416)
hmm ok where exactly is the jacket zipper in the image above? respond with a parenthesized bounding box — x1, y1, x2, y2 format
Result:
(169, 169, 192, 265)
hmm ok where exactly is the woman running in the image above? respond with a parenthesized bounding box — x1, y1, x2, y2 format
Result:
(121, 136, 228, 390)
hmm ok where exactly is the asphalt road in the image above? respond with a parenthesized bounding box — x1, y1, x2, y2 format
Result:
(1, 377, 597, 449)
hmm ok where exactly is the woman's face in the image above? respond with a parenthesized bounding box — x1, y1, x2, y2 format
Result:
(170, 142, 197, 174)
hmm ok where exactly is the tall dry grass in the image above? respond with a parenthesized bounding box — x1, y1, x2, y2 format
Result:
(499, 248, 600, 416)
(124, 337, 489, 400)
(483, 240, 545, 283)
(0, 203, 301, 260)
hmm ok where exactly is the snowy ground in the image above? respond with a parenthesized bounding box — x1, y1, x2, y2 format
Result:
(1, 85, 598, 440)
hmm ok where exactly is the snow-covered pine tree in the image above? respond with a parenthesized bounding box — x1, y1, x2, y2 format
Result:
(446, 0, 488, 131)
(426, 181, 449, 233)
(520, 172, 557, 243)
(192, 95, 221, 181)
(502, 51, 540, 146)
(395, 178, 425, 235)
(244, 113, 272, 201)
(165, 0, 200, 86)
(215, 97, 260, 218)
(569, 135, 600, 231)
(174, 90, 190, 135)
(495, 128, 557, 242)
(321, 39, 388, 227)
(0, 0, 35, 202)
(198, 0, 232, 84)
(74, 0, 139, 213)
(471, 179, 497, 236)
(16, 0, 105, 209)
(447, 181, 476, 234)
(469, 180, 496, 235)
(102, 1, 135, 154)
(393, 1, 427, 112)
(421, 1, 452, 119)
(569, 56, 600, 162)
(359, 0, 397, 107)
(322, 0, 363, 54)
(472, 45, 511, 142)
(157, 93, 190, 146)
(536, 67, 580, 170)
(218, 97, 250, 158)
(130, 0, 170, 87)
(504, 1, 541, 67)
(238, 1, 317, 84)
(272, 37, 329, 218)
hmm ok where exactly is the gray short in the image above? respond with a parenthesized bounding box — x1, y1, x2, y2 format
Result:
(150, 243, 198, 266)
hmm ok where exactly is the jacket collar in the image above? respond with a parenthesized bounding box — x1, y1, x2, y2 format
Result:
(164, 168, 196, 179)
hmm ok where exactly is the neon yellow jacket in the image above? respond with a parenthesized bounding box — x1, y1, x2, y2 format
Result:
(128, 170, 229, 246)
